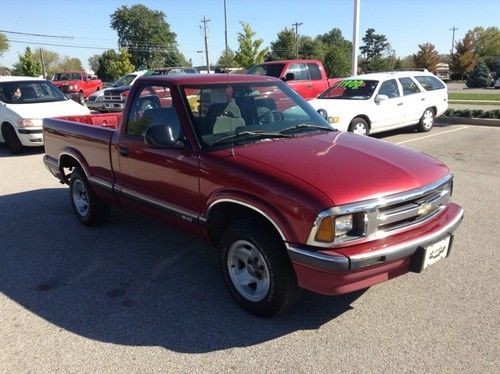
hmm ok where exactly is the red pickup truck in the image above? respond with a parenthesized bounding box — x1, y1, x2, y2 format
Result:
(42, 74, 463, 317)
(52, 71, 103, 105)
(247, 59, 339, 100)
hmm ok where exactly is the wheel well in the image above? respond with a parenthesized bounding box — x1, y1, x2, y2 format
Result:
(351, 115, 371, 129)
(428, 106, 437, 115)
(1, 122, 14, 139)
(59, 154, 84, 182)
(207, 202, 282, 246)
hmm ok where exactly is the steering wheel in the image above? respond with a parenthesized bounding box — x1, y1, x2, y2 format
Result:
(258, 110, 283, 124)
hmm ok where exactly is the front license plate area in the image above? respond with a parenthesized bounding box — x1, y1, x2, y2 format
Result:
(411, 235, 452, 273)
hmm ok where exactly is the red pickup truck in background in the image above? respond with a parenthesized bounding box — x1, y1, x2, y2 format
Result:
(52, 71, 102, 105)
(42, 74, 463, 317)
(247, 59, 339, 100)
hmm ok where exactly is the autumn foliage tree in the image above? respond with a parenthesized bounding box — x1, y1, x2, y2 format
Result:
(413, 43, 440, 73)
(450, 33, 476, 80)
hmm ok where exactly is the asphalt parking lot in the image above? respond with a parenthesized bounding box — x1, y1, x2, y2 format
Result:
(0, 123, 499, 373)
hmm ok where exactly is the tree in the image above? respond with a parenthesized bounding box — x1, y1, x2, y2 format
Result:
(33, 48, 60, 77)
(469, 26, 500, 59)
(269, 28, 296, 60)
(450, 33, 476, 80)
(88, 54, 101, 73)
(323, 45, 351, 77)
(12, 47, 41, 76)
(57, 57, 83, 71)
(111, 4, 187, 68)
(217, 48, 236, 68)
(235, 22, 268, 69)
(95, 49, 135, 81)
(0, 32, 9, 57)
(466, 62, 492, 88)
(359, 28, 391, 72)
(413, 43, 440, 73)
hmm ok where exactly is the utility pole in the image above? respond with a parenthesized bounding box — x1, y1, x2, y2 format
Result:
(450, 26, 458, 55)
(39, 48, 46, 79)
(351, 0, 360, 76)
(201, 16, 211, 73)
(292, 22, 303, 59)
(224, 0, 228, 52)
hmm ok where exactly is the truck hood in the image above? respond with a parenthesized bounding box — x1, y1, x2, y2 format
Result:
(6, 100, 90, 120)
(104, 85, 132, 94)
(309, 97, 372, 113)
(232, 131, 448, 205)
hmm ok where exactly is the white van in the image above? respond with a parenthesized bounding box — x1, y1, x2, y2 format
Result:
(0, 76, 90, 153)
(309, 70, 448, 136)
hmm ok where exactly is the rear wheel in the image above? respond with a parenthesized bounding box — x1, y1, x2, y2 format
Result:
(2, 124, 23, 154)
(348, 117, 369, 136)
(69, 167, 110, 226)
(417, 108, 435, 132)
(220, 219, 301, 317)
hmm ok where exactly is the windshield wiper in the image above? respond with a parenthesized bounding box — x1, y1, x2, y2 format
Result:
(279, 123, 333, 134)
(211, 130, 293, 146)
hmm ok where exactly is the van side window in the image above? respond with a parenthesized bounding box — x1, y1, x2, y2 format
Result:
(398, 77, 421, 96)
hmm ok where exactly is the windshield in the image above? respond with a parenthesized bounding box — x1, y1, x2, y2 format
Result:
(52, 72, 81, 81)
(318, 79, 378, 100)
(247, 64, 285, 78)
(113, 74, 137, 87)
(182, 81, 331, 150)
(0, 80, 67, 104)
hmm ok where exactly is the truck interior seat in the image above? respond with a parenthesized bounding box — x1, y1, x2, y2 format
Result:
(206, 100, 245, 134)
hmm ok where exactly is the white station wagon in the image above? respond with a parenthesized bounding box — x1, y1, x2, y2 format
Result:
(0, 76, 90, 153)
(309, 70, 448, 135)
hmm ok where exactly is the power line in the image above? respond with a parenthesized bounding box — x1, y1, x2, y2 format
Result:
(0, 29, 74, 39)
(292, 22, 303, 59)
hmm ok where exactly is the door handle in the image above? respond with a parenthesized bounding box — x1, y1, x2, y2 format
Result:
(397, 102, 403, 106)
(421, 98, 426, 101)
(307, 84, 312, 88)
(119, 147, 129, 157)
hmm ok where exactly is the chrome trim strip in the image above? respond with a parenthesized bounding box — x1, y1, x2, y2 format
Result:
(115, 185, 201, 223)
(207, 198, 287, 242)
(307, 174, 453, 248)
(88, 176, 113, 191)
(286, 244, 349, 272)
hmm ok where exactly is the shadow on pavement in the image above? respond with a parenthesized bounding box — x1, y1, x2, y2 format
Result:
(0, 188, 365, 353)
(0, 143, 44, 158)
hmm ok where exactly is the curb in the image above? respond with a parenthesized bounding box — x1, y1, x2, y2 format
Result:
(437, 117, 500, 127)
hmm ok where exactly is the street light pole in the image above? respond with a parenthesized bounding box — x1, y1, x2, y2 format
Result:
(351, 0, 360, 76)
(450, 26, 458, 55)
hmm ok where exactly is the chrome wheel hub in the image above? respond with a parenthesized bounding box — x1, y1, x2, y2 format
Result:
(227, 240, 270, 302)
(72, 179, 89, 218)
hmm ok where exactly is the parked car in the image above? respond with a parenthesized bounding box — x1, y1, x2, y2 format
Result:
(43, 74, 463, 317)
(91, 70, 148, 112)
(0, 76, 90, 153)
(247, 60, 339, 100)
(494, 77, 500, 89)
(309, 70, 448, 135)
(52, 71, 103, 105)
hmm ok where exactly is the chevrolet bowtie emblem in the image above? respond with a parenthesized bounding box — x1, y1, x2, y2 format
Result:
(418, 202, 433, 215)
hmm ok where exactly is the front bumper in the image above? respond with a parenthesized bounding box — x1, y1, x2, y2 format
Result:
(102, 101, 125, 112)
(287, 203, 463, 295)
(17, 127, 44, 146)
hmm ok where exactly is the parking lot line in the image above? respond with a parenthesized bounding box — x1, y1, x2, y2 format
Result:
(396, 126, 469, 145)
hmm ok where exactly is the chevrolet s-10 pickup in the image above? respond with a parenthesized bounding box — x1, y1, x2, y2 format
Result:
(42, 74, 463, 317)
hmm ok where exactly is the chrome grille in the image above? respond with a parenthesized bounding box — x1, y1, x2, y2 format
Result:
(104, 93, 122, 101)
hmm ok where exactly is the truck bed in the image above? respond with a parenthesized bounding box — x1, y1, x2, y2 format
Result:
(43, 113, 121, 187)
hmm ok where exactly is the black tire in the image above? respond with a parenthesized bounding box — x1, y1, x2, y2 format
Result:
(348, 117, 369, 136)
(2, 124, 23, 154)
(220, 219, 301, 317)
(69, 167, 110, 226)
(417, 108, 435, 132)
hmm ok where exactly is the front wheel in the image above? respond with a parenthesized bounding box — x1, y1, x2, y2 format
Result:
(69, 167, 110, 226)
(417, 108, 435, 132)
(348, 117, 369, 136)
(2, 124, 23, 154)
(220, 219, 301, 317)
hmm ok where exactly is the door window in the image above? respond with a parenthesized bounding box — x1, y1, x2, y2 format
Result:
(307, 63, 322, 80)
(398, 77, 421, 96)
(378, 79, 400, 98)
(126, 85, 182, 139)
(286, 64, 309, 80)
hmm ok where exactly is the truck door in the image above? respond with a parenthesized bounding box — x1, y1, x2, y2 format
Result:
(113, 83, 202, 227)
(284, 63, 315, 100)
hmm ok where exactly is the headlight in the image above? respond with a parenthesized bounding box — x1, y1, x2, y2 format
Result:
(17, 119, 36, 128)
(67, 85, 78, 92)
(313, 212, 365, 244)
(328, 116, 340, 124)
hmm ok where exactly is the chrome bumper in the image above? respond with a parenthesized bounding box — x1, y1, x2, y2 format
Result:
(287, 206, 464, 272)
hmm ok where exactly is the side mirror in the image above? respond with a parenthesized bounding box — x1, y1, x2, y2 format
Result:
(144, 125, 185, 149)
(374, 94, 389, 103)
(284, 72, 295, 81)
